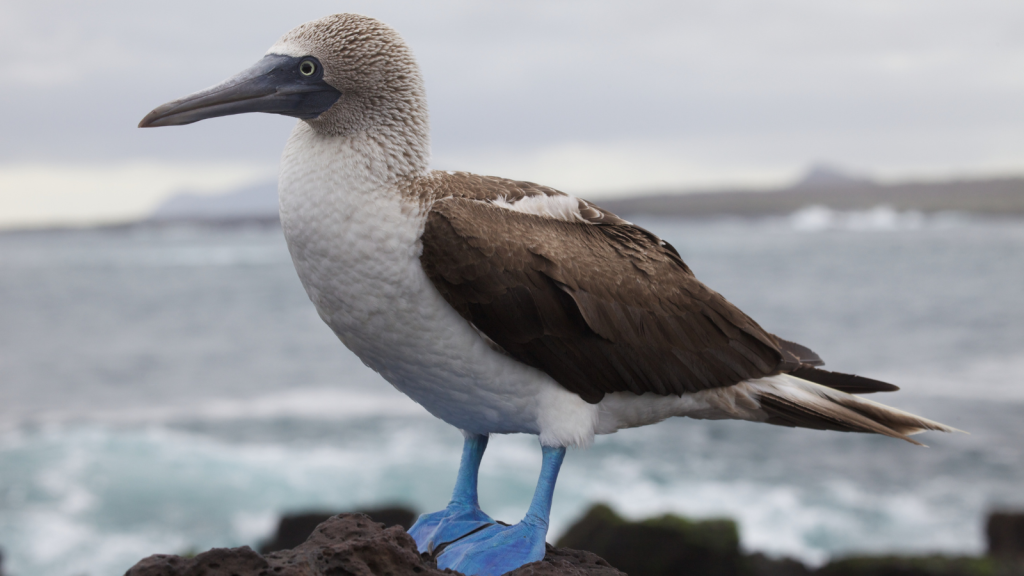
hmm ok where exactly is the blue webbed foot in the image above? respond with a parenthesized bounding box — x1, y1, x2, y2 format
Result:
(435, 444, 566, 576)
(410, 434, 494, 554)
(408, 502, 494, 554)
(435, 518, 548, 576)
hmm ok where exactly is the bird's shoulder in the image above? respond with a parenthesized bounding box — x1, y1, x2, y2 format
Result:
(408, 169, 706, 307)
(406, 170, 631, 226)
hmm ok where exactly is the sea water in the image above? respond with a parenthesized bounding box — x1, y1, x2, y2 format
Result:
(1, 209, 1023, 576)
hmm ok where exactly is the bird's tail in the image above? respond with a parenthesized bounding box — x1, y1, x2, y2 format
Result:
(745, 374, 959, 445)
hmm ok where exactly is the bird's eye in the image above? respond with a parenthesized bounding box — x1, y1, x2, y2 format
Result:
(299, 60, 317, 76)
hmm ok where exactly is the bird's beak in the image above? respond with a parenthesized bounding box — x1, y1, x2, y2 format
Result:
(139, 54, 341, 128)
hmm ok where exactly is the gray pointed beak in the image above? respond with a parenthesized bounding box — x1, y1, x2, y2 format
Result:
(139, 54, 341, 128)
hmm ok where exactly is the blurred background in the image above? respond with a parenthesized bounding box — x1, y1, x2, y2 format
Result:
(2, 1, 1024, 575)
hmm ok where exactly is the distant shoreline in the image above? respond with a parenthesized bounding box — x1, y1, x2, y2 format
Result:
(3, 173, 1023, 234)
(596, 176, 1024, 219)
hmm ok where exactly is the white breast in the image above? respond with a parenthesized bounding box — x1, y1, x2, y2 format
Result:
(277, 124, 600, 446)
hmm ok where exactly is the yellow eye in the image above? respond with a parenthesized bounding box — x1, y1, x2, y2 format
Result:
(299, 61, 316, 76)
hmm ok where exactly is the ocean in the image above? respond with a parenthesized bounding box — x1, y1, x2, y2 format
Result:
(1, 207, 1023, 576)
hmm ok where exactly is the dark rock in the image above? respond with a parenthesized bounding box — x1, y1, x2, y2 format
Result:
(988, 512, 1024, 562)
(128, 513, 437, 576)
(259, 506, 417, 553)
(744, 553, 813, 576)
(816, 556, 1006, 576)
(126, 513, 625, 576)
(132, 504, 1024, 576)
(506, 545, 624, 576)
(556, 503, 743, 576)
(127, 546, 266, 576)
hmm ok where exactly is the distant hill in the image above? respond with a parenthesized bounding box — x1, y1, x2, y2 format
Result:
(790, 163, 874, 189)
(148, 181, 279, 222)
(147, 167, 1024, 223)
(598, 173, 1024, 218)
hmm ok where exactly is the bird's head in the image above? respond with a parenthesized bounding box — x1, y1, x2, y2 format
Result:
(139, 14, 427, 140)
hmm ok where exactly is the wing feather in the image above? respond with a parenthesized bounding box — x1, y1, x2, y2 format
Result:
(420, 192, 790, 403)
(412, 171, 895, 402)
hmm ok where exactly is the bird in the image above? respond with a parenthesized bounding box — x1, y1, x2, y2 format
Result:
(140, 13, 955, 576)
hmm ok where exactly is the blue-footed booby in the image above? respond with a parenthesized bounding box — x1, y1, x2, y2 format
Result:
(140, 13, 955, 576)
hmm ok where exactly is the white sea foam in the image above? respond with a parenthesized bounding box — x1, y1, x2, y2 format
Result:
(555, 473, 985, 566)
(190, 387, 426, 420)
(0, 387, 428, 433)
(790, 205, 931, 232)
(4, 217, 1024, 576)
(2, 420, 1006, 576)
(0, 424, 469, 576)
(232, 510, 279, 542)
(0, 228, 290, 270)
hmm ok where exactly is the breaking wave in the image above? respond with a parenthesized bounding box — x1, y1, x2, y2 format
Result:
(788, 205, 967, 232)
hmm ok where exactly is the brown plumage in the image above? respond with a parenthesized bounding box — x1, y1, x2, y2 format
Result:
(416, 172, 898, 406)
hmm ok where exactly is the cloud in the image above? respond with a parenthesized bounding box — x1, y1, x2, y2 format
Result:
(2, 0, 1024, 225)
(435, 139, 798, 197)
(0, 161, 274, 228)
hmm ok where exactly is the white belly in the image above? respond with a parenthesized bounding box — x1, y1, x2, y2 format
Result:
(277, 125, 599, 446)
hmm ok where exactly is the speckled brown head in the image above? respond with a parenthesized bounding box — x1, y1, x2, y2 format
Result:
(138, 13, 428, 146)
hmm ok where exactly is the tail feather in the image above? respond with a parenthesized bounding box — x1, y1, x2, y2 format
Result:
(750, 374, 960, 446)
(788, 365, 899, 394)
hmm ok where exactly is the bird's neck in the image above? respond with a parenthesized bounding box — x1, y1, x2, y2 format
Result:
(303, 82, 432, 185)
(277, 121, 430, 272)
(277, 121, 434, 350)
(279, 119, 431, 229)
(295, 121, 430, 185)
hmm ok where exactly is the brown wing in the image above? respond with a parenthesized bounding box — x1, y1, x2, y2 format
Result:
(419, 193, 803, 403)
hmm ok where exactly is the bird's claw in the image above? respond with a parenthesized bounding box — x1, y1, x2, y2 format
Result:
(408, 502, 494, 554)
(435, 518, 548, 576)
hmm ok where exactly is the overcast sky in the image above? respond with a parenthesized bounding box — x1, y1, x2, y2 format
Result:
(2, 0, 1024, 227)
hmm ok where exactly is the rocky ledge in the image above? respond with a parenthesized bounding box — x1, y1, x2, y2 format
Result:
(125, 506, 1024, 576)
(125, 513, 624, 576)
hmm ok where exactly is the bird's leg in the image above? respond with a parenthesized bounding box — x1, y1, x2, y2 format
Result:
(409, 433, 495, 554)
(435, 443, 567, 576)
